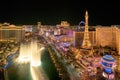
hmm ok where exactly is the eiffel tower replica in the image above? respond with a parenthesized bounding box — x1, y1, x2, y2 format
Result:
(81, 10, 91, 49)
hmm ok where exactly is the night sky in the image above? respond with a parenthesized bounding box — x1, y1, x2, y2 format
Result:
(0, 0, 120, 25)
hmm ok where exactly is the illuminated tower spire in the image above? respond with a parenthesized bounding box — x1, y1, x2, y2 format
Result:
(37, 22, 41, 30)
(81, 10, 91, 49)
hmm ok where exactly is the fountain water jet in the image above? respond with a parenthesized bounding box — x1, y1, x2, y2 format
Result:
(30, 40, 49, 80)
(16, 40, 48, 80)
(30, 40, 41, 67)
(16, 43, 31, 63)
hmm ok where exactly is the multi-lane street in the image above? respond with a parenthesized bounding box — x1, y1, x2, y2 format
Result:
(43, 35, 87, 80)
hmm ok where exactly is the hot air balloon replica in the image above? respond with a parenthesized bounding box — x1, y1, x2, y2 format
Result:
(101, 54, 116, 80)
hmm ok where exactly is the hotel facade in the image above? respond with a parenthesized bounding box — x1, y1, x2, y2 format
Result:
(96, 26, 120, 55)
(0, 23, 25, 42)
(73, 31, 96, 47)
(73, 25, 120, 55)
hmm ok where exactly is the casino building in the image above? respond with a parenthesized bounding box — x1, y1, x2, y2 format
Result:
(96, 26, 120, 55)
(72, 10, 120, 55)
(0, 22, 25, 42)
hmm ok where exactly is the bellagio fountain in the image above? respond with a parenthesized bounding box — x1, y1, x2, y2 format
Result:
(16, 40, 48, 80)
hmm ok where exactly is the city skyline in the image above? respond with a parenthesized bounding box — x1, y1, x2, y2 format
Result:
(0, 0, 120, 25)
(0, 10, 120, 79)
